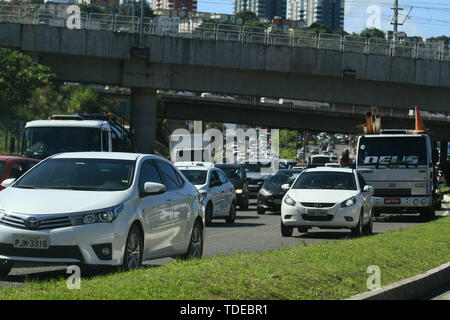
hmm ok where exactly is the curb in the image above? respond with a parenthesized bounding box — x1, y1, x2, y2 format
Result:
(346, 261, 450, 300)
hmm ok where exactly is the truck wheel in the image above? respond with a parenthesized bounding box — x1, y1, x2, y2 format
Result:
(281, 220, 293, 237)
(363, 212, 373, 235)
(420, 206, 435, 222)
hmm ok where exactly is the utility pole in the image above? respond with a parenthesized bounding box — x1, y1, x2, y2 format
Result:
(391, 0, 402, 41)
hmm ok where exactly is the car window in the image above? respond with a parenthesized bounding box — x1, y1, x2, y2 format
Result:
(217, 170, 229, 184)
(139, 161, 163, 195)
(292, 171, 357, 190)
(155, 160, 180, 191)
(180, 170, 207, 185)
(210, 170, 222, 187)
(8, 162, 27, 179)
(174, 170, 185, 187)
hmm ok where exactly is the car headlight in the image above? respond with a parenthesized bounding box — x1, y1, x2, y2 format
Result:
(259, 188, 271, 196)
(235, 189, 243, 194)
(71, 204, 124, 226)
(284, 194, 296, 207)
(341, 197, 356, 208)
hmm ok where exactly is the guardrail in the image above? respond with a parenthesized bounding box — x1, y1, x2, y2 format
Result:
(1, 5, 449, 62)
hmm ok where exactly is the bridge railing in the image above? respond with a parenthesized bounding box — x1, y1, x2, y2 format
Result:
(0, 5, 448, 62)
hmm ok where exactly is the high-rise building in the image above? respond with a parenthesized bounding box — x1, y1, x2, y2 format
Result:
(150, 0, 197, 12)
(233, 0, 286, 20)
(286, 0, 344, 30)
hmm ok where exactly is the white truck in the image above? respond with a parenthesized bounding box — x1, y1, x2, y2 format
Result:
(21, 114, 133, 159)
(356, 129, 439, 221)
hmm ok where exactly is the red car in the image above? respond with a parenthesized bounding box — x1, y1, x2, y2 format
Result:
(0, 156, 40, 190)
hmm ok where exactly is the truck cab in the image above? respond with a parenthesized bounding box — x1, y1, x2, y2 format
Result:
(356, 131, 439, 221)
(21, 114, 133, 159)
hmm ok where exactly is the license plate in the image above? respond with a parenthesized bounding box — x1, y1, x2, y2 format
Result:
(384, 198, 401, 204)
(13, 235, 50, 250)
(306, 209, 328, 217)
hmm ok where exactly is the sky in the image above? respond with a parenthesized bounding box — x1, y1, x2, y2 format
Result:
(196, 0, 450, 38)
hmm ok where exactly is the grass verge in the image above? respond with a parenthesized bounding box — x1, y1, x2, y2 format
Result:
(0, 217, 449, 300)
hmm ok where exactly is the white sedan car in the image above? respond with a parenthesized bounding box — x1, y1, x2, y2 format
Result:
(0, 152, 204, 276)
(281, 167, 374, 237)
(175, 162, 236, 225)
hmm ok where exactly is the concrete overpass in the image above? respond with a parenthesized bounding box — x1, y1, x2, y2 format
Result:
(157, 95, 450, 141)
(1, 9, 450, 152)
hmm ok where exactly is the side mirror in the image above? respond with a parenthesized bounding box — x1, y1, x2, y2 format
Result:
(363, 185, 374, 194)
(1, 178, 16, 189)
(281, 184, 291, 191)
(142, 182, 166, 196)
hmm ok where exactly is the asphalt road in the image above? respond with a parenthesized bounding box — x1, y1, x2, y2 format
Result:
(1, 198, 448, 288)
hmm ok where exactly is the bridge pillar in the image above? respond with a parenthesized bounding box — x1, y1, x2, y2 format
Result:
(131, 88, 157, 154)
(440, 141, 448, 165)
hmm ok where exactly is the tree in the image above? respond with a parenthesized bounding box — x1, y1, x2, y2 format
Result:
(359, 27, 385, 39)
(67, 86, 109, 114)
(236, 10, 258, 25)
(308, 22, 332, 34)
(0, 48, 54, 119)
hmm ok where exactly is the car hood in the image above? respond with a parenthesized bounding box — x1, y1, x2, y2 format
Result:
(262, 183, 286, 195)
(287, 189, 358, 204)
(0, 188, 131, 215)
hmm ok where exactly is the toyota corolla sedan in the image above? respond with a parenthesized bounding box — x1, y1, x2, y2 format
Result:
(0, 152, 204, 276)
(281, 167, 374, 237)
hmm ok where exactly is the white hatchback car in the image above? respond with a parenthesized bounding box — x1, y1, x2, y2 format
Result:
(281, 167, 374, 237)
(175, 162, 236, 225)
(0, 152, 204, 276)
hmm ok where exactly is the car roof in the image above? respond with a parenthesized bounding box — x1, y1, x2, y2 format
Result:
(0, 155, 39, 162)
(50, 152, 143, 161)
(304, 167, 354, 173)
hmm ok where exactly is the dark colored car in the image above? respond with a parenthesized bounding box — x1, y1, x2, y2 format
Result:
(242, 161, 272, 198)
(257, 169, 303, 214)
(215, 163, 249, 210)
(0, 156, 40, 190)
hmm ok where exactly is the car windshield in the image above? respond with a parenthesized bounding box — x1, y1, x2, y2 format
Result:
(267, 171, 301, 185)
(311, 156, 330, 164)
(23, 127, 102, 158)
(292, 172, 357, 190)
(180, 170, 207, 185)
(218, 167, 242, 180)
(243, 161, 272, 173)
(0, 161, 6, 177)
(14, 158, 135, 191)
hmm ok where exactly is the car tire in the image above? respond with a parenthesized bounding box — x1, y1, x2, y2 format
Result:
(363, 211, 373, 236)
(225, 202, 236, 224)
(122, 224, 143, 271)
(351, 211, 364, 237)
(281, 220, 293, 237)
(297, 226, 308, 234)
(205, 202, 213, 226)
(257, 207, 265, 215)
(179, 221, 203, 260)
(0, 260, 13, 277)
(240, 198, 249, 211)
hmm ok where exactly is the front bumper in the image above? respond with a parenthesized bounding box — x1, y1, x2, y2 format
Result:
(372, 196, 432, 208)
(257, 194, 283, 212)
(0, 222, 127, 265)
(281, 202, 361, 229)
